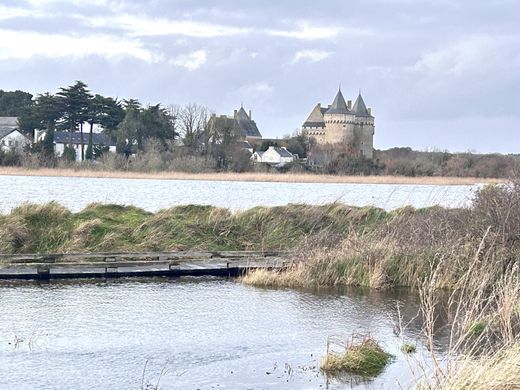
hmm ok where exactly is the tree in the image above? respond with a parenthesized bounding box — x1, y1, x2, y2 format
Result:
(85, 94, 105, 160)
(57, 81, 92, 160)
(284, 132, 308, 158)
(116, 102, 178, 153)
(208, 121, 243, 170)
(0, 90, 33, 116)
(178, 104, 208, 150)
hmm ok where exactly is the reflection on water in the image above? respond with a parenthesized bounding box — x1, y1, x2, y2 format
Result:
(0, 175, 478, 213)
(0, 278, 452, 389)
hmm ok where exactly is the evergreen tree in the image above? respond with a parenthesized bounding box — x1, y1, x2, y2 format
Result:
(57, 81, 92, 160)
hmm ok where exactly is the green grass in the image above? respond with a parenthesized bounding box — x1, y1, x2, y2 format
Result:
(468, 322, 487, 337)
(400, 342, 417, 354)
(321, 336, 394, 377)
(0, 202, 389, 255)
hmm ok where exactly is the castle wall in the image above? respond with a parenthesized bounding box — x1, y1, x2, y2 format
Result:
(323, 113, 355, 144)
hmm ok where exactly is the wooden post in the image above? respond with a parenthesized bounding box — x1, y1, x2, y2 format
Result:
(37, 266, 50, 279)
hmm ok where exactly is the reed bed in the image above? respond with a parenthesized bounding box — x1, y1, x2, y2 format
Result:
(0, 166, 504, 185)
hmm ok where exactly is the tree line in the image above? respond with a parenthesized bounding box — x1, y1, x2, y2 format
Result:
(0, 81, 255, 169)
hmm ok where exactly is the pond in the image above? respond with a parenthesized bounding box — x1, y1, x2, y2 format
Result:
(0, 278, 450, 389)
(0, 175, 478, 213)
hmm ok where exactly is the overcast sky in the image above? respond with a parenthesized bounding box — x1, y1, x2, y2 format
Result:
(0, 0, 518, 153)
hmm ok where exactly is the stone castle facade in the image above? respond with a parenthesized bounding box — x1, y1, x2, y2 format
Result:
(301, 88, 375, 158)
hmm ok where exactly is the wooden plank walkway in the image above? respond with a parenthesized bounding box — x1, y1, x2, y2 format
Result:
(0, 250, 289, 280)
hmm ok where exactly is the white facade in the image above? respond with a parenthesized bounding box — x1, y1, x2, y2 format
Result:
(251, 146, 295, 166)
(0, 130, 31, 152)
(53, 142, 117, 162)
(35, 129, 117, 162)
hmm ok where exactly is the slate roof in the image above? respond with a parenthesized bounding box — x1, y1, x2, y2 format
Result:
(53, 131, 116, 146)
(303, 103, 326, 128)
(325, 89, 351, 115)
(352, 93, 372, 117)
(271, 146, 293, 158)
(239, 140, 253, 149)
(211, 108, 262, 138)
(0, 117, 19, 138)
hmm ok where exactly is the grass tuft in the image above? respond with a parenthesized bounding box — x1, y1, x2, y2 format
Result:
(321, 335, 393, 377)
(400, 342, 417, 354)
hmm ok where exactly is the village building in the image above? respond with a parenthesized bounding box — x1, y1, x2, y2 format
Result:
(0, 117, 31, 152)
(209, 106, 262, 142)
(301, 88, 375, 159)
(34, 130, 116, 161)
(252, 146, 295, 166)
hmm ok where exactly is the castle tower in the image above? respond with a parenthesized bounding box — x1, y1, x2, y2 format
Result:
(322, 88, 356, 145)
(352, 92, 375, 159)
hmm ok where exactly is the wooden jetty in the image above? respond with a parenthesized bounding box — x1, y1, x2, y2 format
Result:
(0, 250, 288, 280)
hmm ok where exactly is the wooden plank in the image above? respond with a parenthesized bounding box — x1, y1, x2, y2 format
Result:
(0, 250, 289, 280)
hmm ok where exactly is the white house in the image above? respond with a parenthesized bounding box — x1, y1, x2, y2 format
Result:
(251, 146, 295, 166)
(35, 130, 117, 161)
(0, 117, 31, 152)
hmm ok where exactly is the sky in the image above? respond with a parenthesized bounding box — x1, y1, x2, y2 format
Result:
(0, 0, 519, 153)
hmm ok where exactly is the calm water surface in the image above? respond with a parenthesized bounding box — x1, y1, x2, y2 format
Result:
(0, 278, 449, 389)
(0, 175, 478, 213)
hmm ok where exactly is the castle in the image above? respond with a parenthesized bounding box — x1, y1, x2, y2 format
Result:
(209, 106, 262, 142)
(301, 88, 375, 159)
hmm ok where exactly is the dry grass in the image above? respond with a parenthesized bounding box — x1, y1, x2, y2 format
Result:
(421, 341, 520, 390)
(0, 166, 505, 185)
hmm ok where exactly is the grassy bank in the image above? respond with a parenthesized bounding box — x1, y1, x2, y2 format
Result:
(0, 166, 505, 185)
(242, 183, 520, 291)
(0, 202, 388, 254)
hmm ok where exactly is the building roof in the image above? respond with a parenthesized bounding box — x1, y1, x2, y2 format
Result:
(239, 140, 253, 149)
(325, 89, 351, 115)
(303, 103, 326, 128)
(270, 146, 293, 158)
(352, 93, 372, 117)
(210, 107, 262, 138)
(53, 131, 116, 146)
(0, 117, 19, 138)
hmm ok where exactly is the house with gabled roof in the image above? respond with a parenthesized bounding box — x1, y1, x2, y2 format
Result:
(34, 130, 116, 161)
(302, 88, 375, 158)
(0, 117, 31, 152)
(252, 146, 295, 167)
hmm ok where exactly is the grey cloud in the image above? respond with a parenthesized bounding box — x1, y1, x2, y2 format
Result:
(0, 0, 519, 153)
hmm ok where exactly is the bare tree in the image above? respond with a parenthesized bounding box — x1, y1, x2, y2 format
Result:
(177, 104, 209, 151)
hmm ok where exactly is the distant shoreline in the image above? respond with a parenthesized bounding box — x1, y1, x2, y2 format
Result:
(0, 167, 506, 185)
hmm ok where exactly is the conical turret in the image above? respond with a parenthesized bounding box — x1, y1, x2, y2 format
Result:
(352, 93, 372, 117)
(326, 88, 350, 115)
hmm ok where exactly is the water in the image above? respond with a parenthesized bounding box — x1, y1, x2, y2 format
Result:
(0, 175, 478, 213)
(0, 278, 449, 389)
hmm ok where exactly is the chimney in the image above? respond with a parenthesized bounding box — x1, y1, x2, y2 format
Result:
(368, 108, 372, 116)
(249, 110, 252, 119)
(234, 110, 238, 119)
(347, 100, 352, 109)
